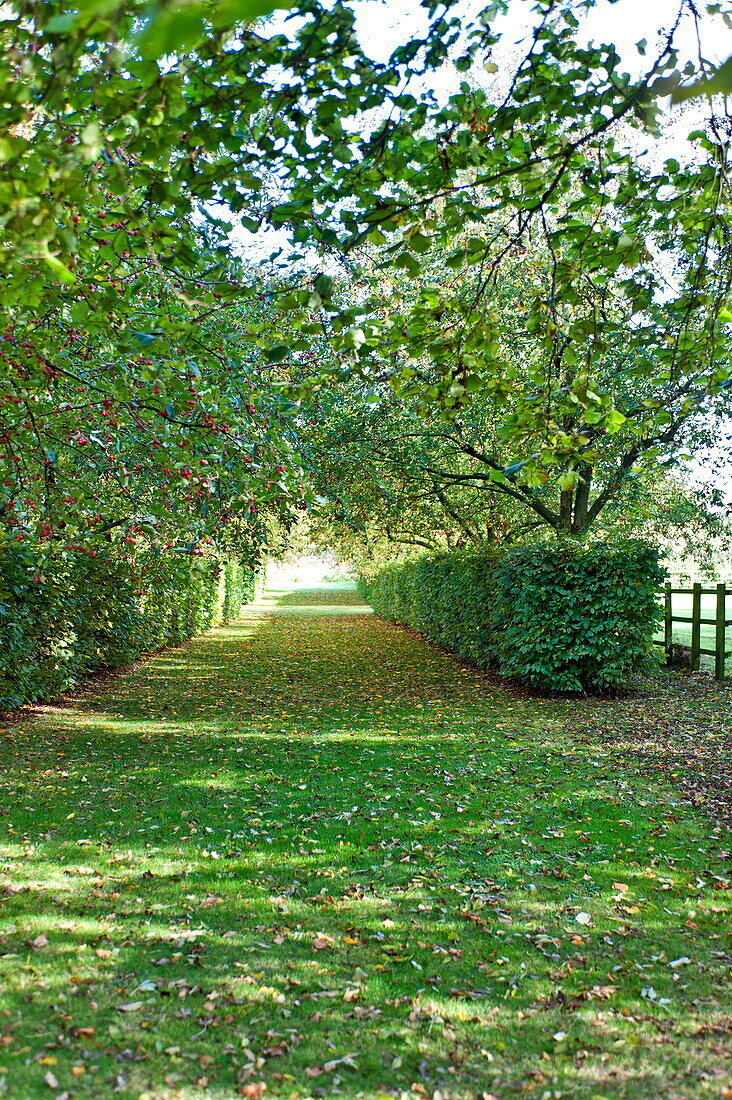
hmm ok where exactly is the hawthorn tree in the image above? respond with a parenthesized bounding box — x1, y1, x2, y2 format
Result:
(299, 365, 729, 569)
(297, 225, 731, 550)
(1, 0, 731, 558)
(1, 261, 306, 546)
(0, 0, 310, 555)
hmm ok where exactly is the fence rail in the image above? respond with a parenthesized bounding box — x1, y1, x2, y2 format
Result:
(655, 582, 732, 681)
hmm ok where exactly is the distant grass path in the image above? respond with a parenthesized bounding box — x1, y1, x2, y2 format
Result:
(0, 583, 730, 1100)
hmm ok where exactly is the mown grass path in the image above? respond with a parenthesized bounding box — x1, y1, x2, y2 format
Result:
(1, 584, 730, 1100)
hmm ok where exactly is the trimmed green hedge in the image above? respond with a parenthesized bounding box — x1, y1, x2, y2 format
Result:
(0, 542, 262, 711)
(360, 543, 664, 694)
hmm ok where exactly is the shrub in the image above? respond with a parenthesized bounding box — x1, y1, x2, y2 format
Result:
(360, 542, 664, 694)
(0, 540, 260, 711)
(491, 543, 664, 693)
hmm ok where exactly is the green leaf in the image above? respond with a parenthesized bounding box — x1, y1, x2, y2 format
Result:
(0, 135, 21, 162)
(41, 253, 76, 285)
(265, 345, 290, 363)
(137, 0, 291, 57)
(671, 55, 732, 102)
(43, 13, 80, 33)
(605, 409, 627, 434)
(211, 0, 292, 25)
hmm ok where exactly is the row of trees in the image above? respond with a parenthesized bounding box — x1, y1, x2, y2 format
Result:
(2, 0, 731, 574)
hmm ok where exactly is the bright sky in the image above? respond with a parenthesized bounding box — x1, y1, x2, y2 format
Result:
(355, 0, 728, 69)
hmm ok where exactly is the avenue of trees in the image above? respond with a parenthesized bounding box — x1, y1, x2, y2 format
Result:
(1, 0, 732, 570)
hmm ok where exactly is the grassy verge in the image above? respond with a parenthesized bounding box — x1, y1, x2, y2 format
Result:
(1, 584, 730, 1100)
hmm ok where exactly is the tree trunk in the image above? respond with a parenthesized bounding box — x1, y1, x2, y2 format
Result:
(559, 489, 574, 532)
(571, 464, 593, 536)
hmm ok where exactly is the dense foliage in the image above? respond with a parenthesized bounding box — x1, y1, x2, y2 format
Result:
(301, 366, 730, 568)
(0, 540, 260, 710)
(0, 0, 313, 554)
(361, 542, 664, 693)
(1, 0, 731, 552)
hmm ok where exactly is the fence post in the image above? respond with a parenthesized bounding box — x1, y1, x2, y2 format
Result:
(715, 582, 726, 682)
(690, 582, 702, 672)
(664, 582, 672, 664)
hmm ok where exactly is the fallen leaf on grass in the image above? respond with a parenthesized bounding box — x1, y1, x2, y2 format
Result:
(115, 1001, 144, 1013)
(42, 1071, 58, 1088)
(312, 935, 334, 950)
(239, 1084, 266, 1099)
(574, 911, 592, 925)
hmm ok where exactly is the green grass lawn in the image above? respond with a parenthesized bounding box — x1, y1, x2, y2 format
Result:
(0, 584, 730, 1100)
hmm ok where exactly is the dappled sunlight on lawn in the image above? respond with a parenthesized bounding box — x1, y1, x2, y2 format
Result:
(0, 585, 730, 1099)
(268, 605, 374, 616)
(274, 586, 365, 607)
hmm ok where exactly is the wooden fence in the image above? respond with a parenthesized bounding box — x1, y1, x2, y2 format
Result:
(656, 582, 732, 681)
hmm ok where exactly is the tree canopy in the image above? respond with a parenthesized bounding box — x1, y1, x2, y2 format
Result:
(1, 0, 731, 561)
